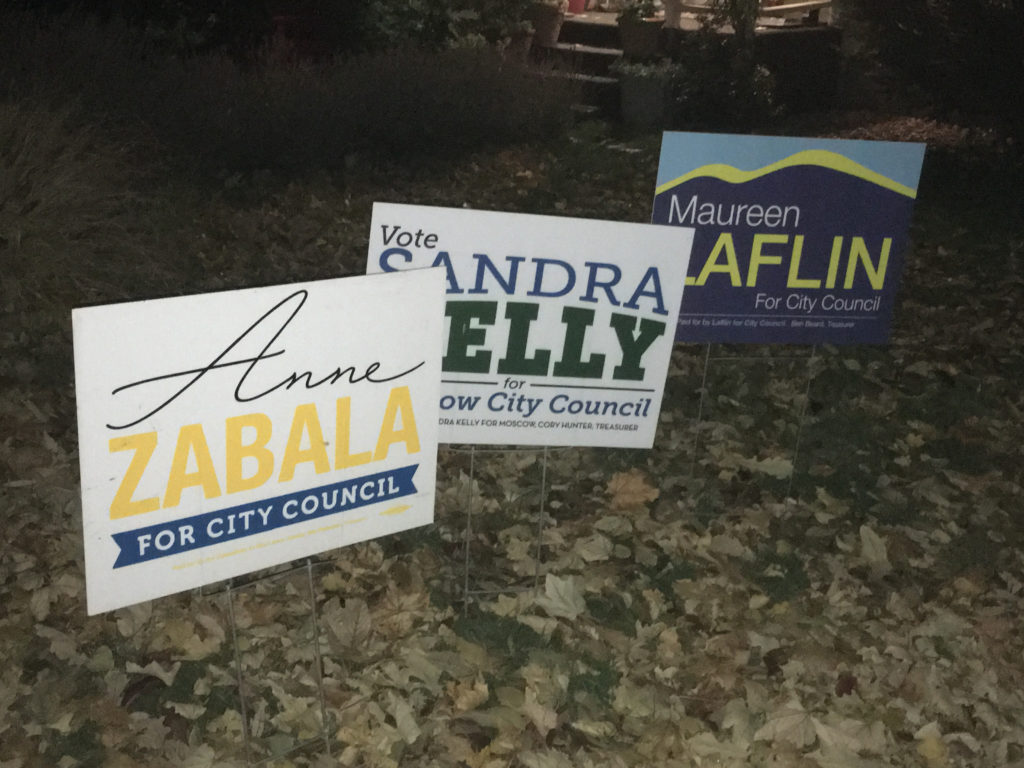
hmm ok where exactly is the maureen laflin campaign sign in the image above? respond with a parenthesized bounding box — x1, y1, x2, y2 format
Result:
(366, 203, 692, 448)
(73, 271, 445, 614)
(653, 132, 926, 344)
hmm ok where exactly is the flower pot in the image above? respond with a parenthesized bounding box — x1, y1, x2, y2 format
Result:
(506, 28, 535, 62)
(618, 17, 664, 59)
(529, 4, 566, 48)
(619, 71, 669, 129)
(663, 0, 683, 29)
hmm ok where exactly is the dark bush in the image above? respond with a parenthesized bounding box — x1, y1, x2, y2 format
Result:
(668, 26, 778, 132)
(842, 0, 1024, 136)
(0, 7, 576, 175)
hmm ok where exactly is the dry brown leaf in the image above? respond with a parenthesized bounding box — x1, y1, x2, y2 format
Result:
(606, 468, 659, 511)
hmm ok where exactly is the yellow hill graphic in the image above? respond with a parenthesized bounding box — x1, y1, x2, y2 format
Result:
(655, 149, 917, 198)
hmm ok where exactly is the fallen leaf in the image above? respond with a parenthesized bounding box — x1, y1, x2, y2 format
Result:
(859, 525, 892, 577)
(606, 469, 659, 511)
(754, 697, 816, 748)
(536, 574, 586, 621)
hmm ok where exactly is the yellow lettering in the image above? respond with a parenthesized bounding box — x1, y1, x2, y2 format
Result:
(746, 234, 787, 287)
(108, 432, 160, 519)
(785, 235, 820, 289)
(279, 403, 330, 482)
(164, 424, 222, 508)
(825, 236, 843, 289)
(844, 237, 891, 290)
(335, 397, 372, 469)
(225, 413, 274, 494)
(373, 386, 420, 461)
(695, 233, 742, 287)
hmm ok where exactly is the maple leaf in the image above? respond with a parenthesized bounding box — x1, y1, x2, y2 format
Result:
(915, 722, 949, 768)
(535, 574, 586, 621)
(574, 533, 613, 562)
(606, 468, 659, 511)
(388, 694, 421, 745)
(523, 688, 558, 738)
(738, 456, 793, 479)
(811, 717, 887, 754)
(519, 750, 573, 768)
(753, 697, 816, 748)
(859, 525, 892, 577)
(447, 677, 490, 713)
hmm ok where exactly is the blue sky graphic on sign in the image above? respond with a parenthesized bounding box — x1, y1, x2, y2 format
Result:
(653, 132, 926, 344)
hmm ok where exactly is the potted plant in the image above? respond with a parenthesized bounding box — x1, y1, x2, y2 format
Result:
(617, 0, 664, 59)
(503, 19, 536, 62)
(663, 0, 684, 29)
(611, 58, 680, 128)
(529, 0, 569, 48)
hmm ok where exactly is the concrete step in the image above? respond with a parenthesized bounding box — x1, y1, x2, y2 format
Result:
(533, 41, 623, 77)
(535, 69, 620, 119)
(559, 12, 622, 48)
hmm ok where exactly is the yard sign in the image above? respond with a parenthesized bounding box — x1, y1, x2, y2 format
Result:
(366, 203, 692, 448)
(73, 271, 445, 614)
(653, 132, 926, 344)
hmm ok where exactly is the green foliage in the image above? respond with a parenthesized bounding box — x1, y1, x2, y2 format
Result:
(668, 25, 777, 131)
(14, 0, 273, 58)
(308, 0, 536, 53)
(44, 721, 104, 765)
(359, 0, 463, 50)
(616, 0, 658, 23)
(612, 0, 777, 131)
(126, 0, 271, 58)
(584, 593, 637, 636)
(568, 657, 620, 704)
(0, 8, 575, 176)
(454, 611, 548, 668)
(744, 550, 810, 603)
(704, 0, 759, 44)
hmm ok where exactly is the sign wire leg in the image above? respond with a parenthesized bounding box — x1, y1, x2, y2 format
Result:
(533, 447, 550, 591)
(227, 581, 253, 766)
(787, 345, 817, 498)
(306, 559, 332, 757)
(690, 343, 712, 477)
(462, 445, 477, 614)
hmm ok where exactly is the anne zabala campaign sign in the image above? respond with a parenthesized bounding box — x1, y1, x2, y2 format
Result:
(653, 132, 926, 344)
(366, 203, 693, 448)
(73, 270, 445, 614)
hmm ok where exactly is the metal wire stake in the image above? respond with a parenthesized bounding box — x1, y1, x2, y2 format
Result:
(226, 581, 253, 766)
(689, 343, 713, 478)
(462, 444, 477, 615)
(787, 345, 817, 498)
(533, 446, 550, 591)
(306, 559, 331, 757)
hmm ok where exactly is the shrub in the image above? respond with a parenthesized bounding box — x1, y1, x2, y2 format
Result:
(667, 24, 777, 132)
(842, 0, 1024, 137)
(0, 7, 577, 176)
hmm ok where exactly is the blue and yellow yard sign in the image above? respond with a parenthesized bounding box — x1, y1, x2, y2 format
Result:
(653, 132, 926, 344)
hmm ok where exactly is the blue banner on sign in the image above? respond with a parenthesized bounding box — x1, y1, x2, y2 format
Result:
(111, 464, 418, 568)
(653, 132, 926, 345)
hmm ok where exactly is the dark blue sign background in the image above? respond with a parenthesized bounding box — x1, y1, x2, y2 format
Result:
(653, 135, 925, 345)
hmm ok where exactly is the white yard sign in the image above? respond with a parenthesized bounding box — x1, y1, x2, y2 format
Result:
(366, 203, 692, 448)
(73, 271, 445, 614)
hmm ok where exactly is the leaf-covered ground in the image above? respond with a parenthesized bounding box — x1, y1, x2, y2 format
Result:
(1, 118, 1023, 768)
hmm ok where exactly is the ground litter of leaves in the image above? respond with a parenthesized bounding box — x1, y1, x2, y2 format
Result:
(1, 118, 1023, 768)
